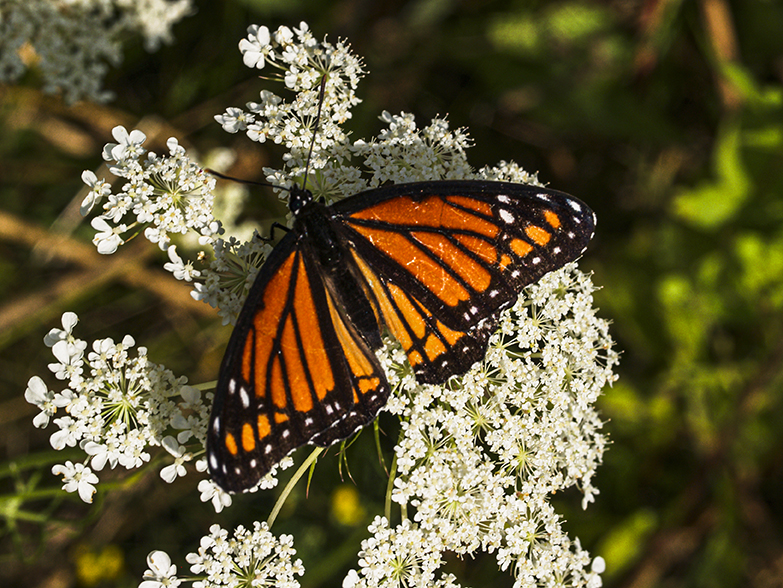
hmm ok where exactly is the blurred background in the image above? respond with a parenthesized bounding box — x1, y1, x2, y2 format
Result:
(2, 1, 783, 587)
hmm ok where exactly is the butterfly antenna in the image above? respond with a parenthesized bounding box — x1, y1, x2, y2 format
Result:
(206, 168, 291, 193)
(301, 75, 327, 193)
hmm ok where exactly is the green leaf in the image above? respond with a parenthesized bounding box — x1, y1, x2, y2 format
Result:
(673, 121, 750, 229)
(598, 509, 658, 578)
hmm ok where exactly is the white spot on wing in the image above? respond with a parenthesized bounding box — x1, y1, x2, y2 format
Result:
(239, 386, 250, 408)
(499, 209, 514, 224)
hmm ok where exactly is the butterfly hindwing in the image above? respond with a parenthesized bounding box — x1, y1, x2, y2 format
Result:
(347, 248, 499, 383)
(207, 231, 390, 492)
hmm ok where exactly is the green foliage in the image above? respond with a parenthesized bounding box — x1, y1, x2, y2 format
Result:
(3, 1, 783, 587)
(673, 122, 750, 229)
(598, 508, 657, 579)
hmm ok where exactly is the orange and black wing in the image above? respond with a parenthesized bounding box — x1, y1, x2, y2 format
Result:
(207, 233, 390, 493)
(332, 180, 595, 383)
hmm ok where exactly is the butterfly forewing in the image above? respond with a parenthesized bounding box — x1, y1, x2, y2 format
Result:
(207, 231, 390, 492)
(208, 180, 595, 492)
(334, 180, 595, 382)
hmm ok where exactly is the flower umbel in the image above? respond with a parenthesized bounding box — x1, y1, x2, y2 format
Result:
(25, 312, 214, 504)
(84, 128, 220, 253)
(183, 522, 304, 588)
(216, 22, 365, 180)
(349, 264, 616, 588)
(0, 0, 193, 103)
(70, 20, 618, 588)
(346, 517, 445, 588)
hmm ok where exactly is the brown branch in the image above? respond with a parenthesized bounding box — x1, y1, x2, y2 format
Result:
(700, 0, 743, 110)
(0, 209, 215, 345)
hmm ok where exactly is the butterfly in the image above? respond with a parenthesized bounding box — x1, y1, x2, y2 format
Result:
(207, 179, 595, 492)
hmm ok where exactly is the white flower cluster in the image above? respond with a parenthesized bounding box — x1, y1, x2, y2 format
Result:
(189, 234, 273, 325)
(71, 21, 618, 587)
(345, 265, 616, 588)
(79, 24, 494, 330)
(0, 0, 192, 103)
(82, 126, 220, 254)
(141, 523, 304, 588)
(343, 518, 448, 588)
(24, 312, 216, 505)
(80, 126, 269, 326)
(352, 111, 474, 186)
(215, 22, 365, 184)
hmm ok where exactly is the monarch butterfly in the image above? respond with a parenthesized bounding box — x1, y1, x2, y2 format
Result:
(207, 178, 595, 492)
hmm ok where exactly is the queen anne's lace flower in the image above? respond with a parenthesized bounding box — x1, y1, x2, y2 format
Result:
(183, 523, 304, 588)
(25, 312, 213, 504)
(25, 376, 70, 428)
(140, 551, 181, 588)
(66, 20, 618, 588)
(84, 128, 219, 252)
(164, 246, 201, 282)
(0, 0, 193, 103)
(215, 22, 364, 178)
(349, 265, 615, 588)
(51, 461, 100, 503)
(346, 517, 446, 588)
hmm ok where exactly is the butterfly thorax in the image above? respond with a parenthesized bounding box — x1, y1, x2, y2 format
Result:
(293, 204, 345, 270)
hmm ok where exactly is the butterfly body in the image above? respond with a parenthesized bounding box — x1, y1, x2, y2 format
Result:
(293, 192, 384, 349)
(208, 180, 595, 492)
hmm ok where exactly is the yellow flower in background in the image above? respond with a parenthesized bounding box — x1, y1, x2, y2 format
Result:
(73, 544, 124, 586)
(332, 485, 365, 527)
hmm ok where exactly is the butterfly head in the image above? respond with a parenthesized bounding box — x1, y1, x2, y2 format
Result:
(288, 184, 315, 216)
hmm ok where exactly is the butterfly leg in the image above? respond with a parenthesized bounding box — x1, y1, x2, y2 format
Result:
(260, 222, 292, 243)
